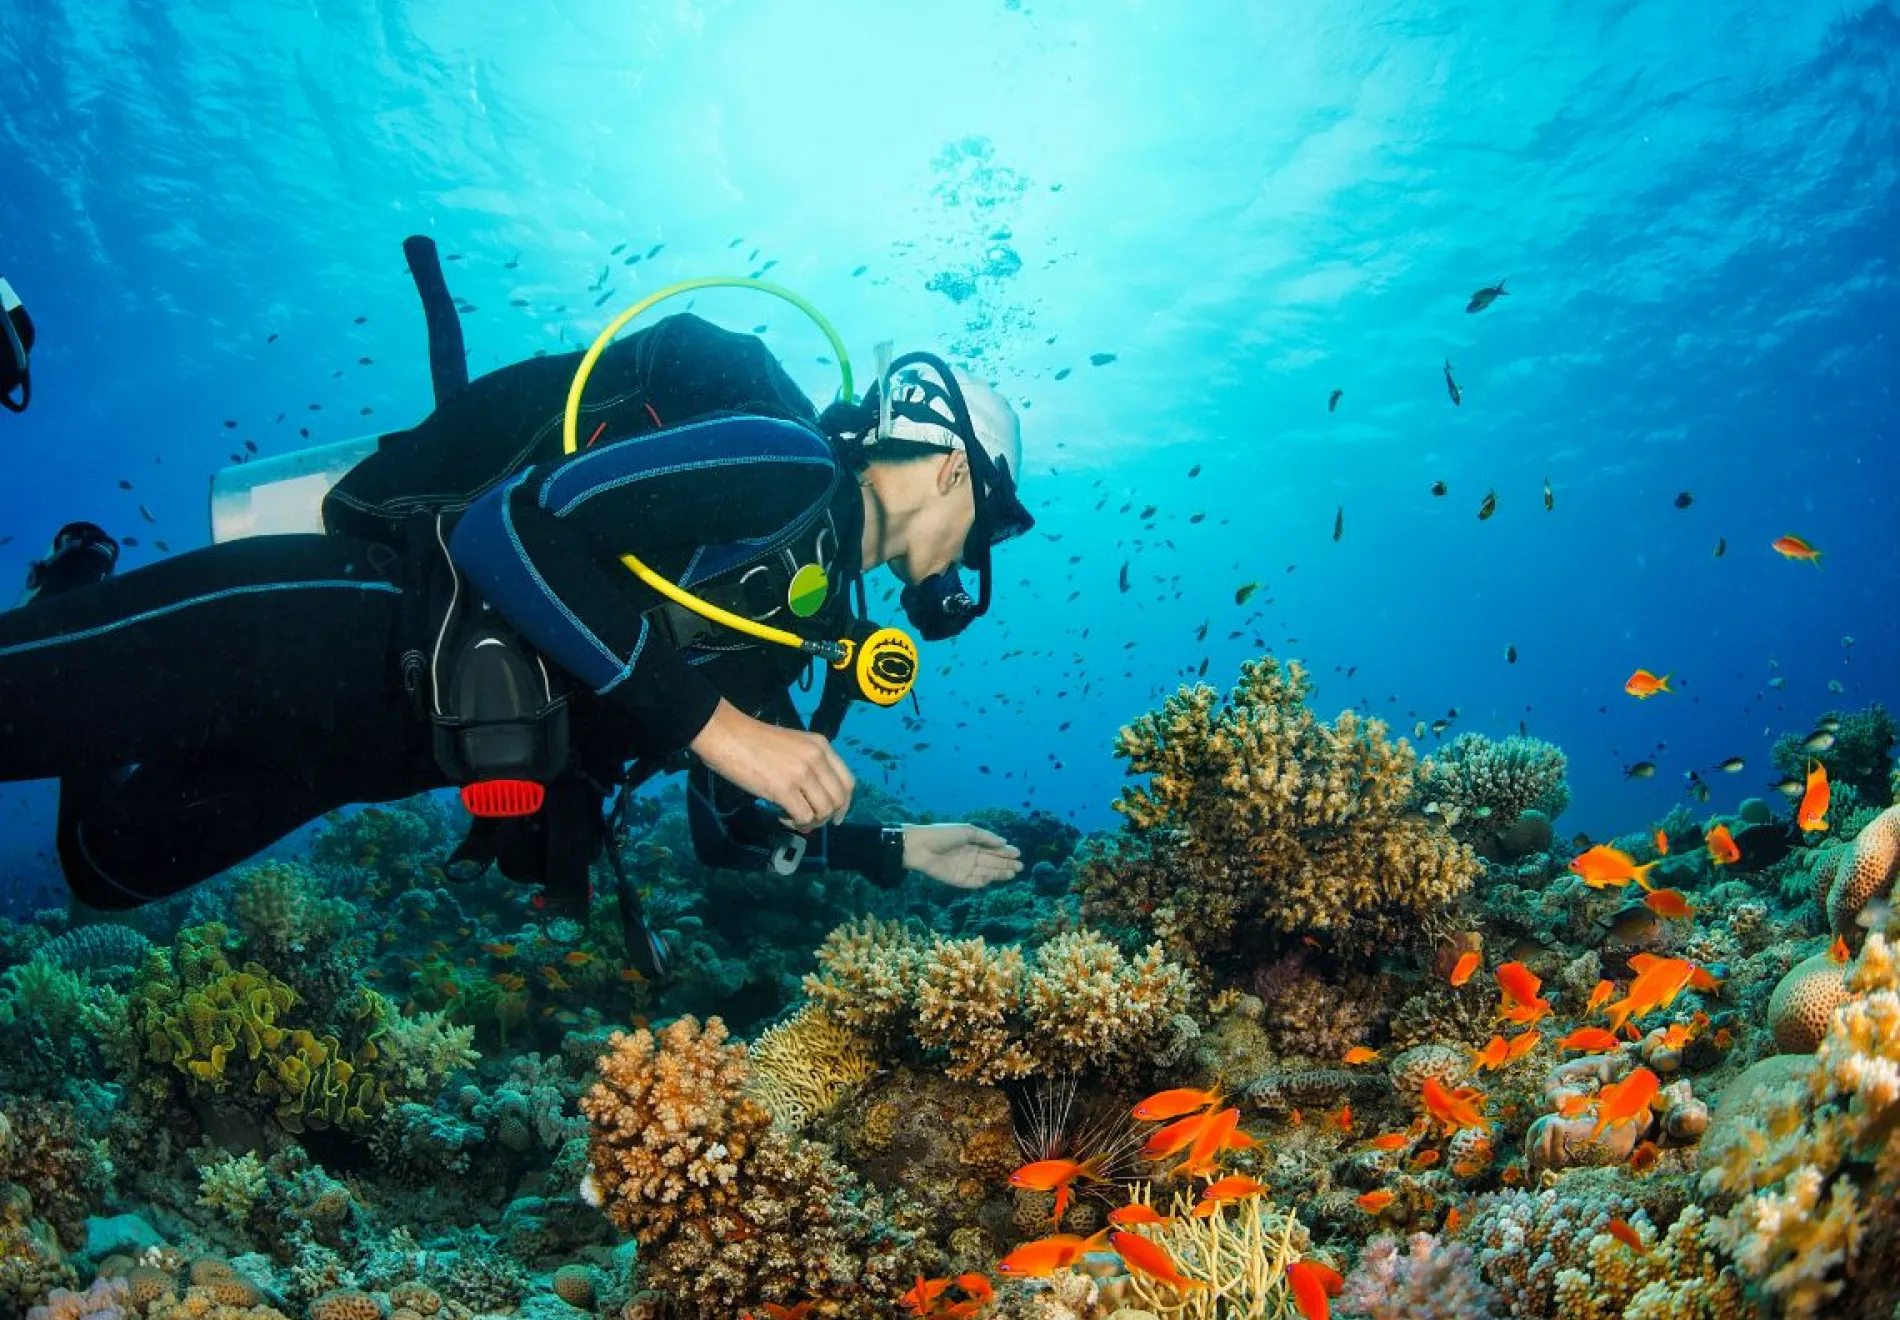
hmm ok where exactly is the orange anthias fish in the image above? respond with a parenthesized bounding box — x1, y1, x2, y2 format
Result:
(1606, 1217, 1646, 1251)
(1472, 1036, 1511, 1072)
(1606, 956, 1699, 1034)
(1448, 950, 1482, 986)
(1109, 1232, 1205, 1291)
(1587, 979, 1615, 1014)
(1108, 1203, 1173, 1228)
(1771, 534, 1822, 562)
(996, 1231, 1109, 1278)
(1644, 888, 1697, 919)
(1142, 1111, 1218, 1160)
(1195, 1176, 1266, 1211)
(1421, 1076, 1489, 1133)
(1624, 669, 1673, 699)
(479, 941, 518, 958)
(1798, 759, 1830, 833)
(1494, 962, 1553, 1025)
(1410, 1148, 1442, 1168)
(1657, 1023, 1695, 1051)
(1557, 1027, 1622, 1053)
(1629, 1141, 1662, 1174)
(1556, 1094, 1594, 1119)
(1009, 1156, 1107, 1222)
(1180, 1107, 1242, 1177)
(1132, 1087, 1222, 1121)
(761, 1304, 815, 1320)
(1343, 1046, 1382, 1065)
(1327, 1103, 1353, 1132)
(1355, 1189, 1396, 1213)
(1505, 1029, 1541, 1061)
(1569, 845, 1659, 891)
(1706, 824, 1742, 866)
(1590, 1067, 1661, 1140)
(1652, 829, 1669, 856)
(1286, 1260, 1339, 1320)
(1365, 1132, 1411, 1151)
(1830, 935, 1851, 965)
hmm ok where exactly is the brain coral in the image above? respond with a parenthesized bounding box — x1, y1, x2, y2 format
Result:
(1080, 657, 1480, 964)
(1768, 952, 1852, 1054)
(1817, 803, 1899, 942)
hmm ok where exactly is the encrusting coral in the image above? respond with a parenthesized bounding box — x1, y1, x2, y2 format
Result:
(1700, 928, 1900, 1318)
(801, 920, 1193, 1083)
(578, 1015, 932, 1317)
(1078, 657, 1480, 964)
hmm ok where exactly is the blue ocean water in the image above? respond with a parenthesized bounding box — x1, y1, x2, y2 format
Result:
(0, 0, 1893, 907)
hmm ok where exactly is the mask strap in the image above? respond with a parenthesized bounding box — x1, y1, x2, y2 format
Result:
(874, 340, 894, 443)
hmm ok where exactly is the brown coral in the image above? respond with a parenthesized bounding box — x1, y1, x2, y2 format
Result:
(1820, 802, 1900, 941)
(1389, 1044, 1471, 1099)
(1768, 951, 1853, 1053)
(1080, 658, 1479, 965)
(307, 1290, 383, 1320)
(550, 1265, 597, 1311)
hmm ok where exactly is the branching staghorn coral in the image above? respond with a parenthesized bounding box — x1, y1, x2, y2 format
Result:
(1700, 928, 1900, 1318)
(1112, 1183, 1314, 1320)
(801, 920, 1194, 1083)
(1078, 658, 1480, 964)
(578, 1016, 931, 1317)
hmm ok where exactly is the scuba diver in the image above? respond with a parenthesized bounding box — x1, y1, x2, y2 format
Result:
(2, 270, 35, 413)
(0, 296, 1031, 976)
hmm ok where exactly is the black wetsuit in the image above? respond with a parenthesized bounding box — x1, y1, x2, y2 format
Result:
(0, 314, 905, 910)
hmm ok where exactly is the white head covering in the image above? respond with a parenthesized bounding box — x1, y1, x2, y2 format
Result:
(880, 361, 1023, 487)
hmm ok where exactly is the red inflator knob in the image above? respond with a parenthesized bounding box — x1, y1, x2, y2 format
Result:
(460, 779, 546, 818)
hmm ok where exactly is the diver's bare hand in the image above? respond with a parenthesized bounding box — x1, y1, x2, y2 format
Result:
(689, 699, 855, 831)
(902, 824, 1023, 890)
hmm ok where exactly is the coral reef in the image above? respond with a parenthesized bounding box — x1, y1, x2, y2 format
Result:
(745, 1004, 878, 1128)
(1771, 703, 1897, 805)
(802, 919, 1194, 1082)
(578, 1015, 933, 1316)
(1338, 1232, 1502, 1320)
(1816, 802, 1899, 943)
(1416, 733, 1571, 847)
(1079, 658, 1480, 964)
(1767, 949, 1852, 1052)
(1700, 929, 1900, 1317)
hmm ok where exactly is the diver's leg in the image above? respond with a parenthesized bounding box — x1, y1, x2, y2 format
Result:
(56, 754, 342, 909)
(0, 534, 411, 781)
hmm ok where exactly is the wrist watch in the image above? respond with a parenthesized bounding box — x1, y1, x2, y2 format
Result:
(878, 826, 908, 882)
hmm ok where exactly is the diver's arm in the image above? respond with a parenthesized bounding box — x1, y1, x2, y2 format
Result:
(685, 758, 907, 885)
(448, 415, 838, 757)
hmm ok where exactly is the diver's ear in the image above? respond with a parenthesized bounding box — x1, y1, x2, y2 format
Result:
(936, 449, 969, 495)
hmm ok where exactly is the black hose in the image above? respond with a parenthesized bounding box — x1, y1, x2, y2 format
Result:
(401, 236, 468, 407)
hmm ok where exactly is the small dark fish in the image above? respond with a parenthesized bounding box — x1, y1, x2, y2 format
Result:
(1713, 537, 1727, 558)
(594, 290, 615, 307)
(1333, 506, 1344, 542)
(1684, 770, 1711, 803)
(153, 540, 169, 552)
(1444, 359, 1462, 406)
(230, 453, 243, 463)
(645, 243, 665, 259)
(118, 479, 133, 490)
(1729, 821, 1799, 873)
(611, 243, 627, 255)
(299, 428, 310, 438)
(445, 253, 463, 261)
(1188, 464, 1202, 478)
(752, 324, 768, 334)
(1189, 512, 1205, 524)
(1328, 389, 1343, 412)
(1235, 582, 1261, 605)
(1465, 279, 1508, 313)
(138, 504, 155, 523)
(1505, 644, 1517, 664)
(1430, 719, 1452, 735)
(360, 407, 373, 416)
(1543, 478, 1554, 511)
(266, 333, 279, 344)
(1053, 367, 1072, 381)
(308, 403, 322, 411)
(1803, 731, 1837, 753)
(121, 536, 139, 547)
(1197, 657, 1209, 676)
(354, 316, 368, 324)
(1431, 480, 1448, 497)
(729, 238, 744, 249)
(504, 253, 520, 269)
(223, 420, 238, 429)
(358, 356, 374, 366)
(1713, 757, 1746, 774)
(1674, 491, 1694, 509)
(1624, 761, 1657, 779)
(1477, 489, 1497, 521)
(1770, 776, 1805, 798)
(1089, 352, 1117, 367)
(1139, 504, 1157, 520)
(509, 298, 530, 307)
(851, 264, 868, 277)
(1118, 562, 1131, 593)
(624, 254, 640, 266)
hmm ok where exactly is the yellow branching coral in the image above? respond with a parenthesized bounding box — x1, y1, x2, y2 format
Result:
(746, 1004, 877, 1129)
(1700, 929, 1900, 1317)
(1113, 1182, 1312, 1319)
(1081, 658, 1479, 964)
(803, 921, 1196, 1083)
(1022, 929, 1194, 1074)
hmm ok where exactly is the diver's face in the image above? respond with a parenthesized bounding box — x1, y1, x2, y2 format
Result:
(894, 451, 977, 584)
